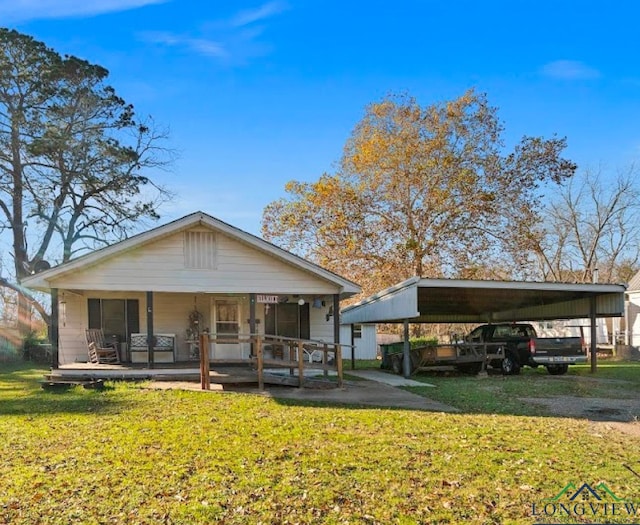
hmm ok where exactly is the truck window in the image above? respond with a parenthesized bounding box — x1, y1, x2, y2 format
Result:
(509, 325, 534, 337)
(468, 326, 484, 341)
(494, 325, 512, 338)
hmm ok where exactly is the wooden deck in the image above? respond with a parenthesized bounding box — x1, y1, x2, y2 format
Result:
(50, 362, 338, 388)
(51, 334, 343, 389)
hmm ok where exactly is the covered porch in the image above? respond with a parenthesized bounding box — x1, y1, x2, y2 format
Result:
(48, 331, 344, 389)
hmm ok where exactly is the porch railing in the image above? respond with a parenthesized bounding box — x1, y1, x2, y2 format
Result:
(198, 333, 343, 390)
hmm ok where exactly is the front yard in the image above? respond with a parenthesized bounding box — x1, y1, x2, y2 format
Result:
(0, 362, 638, 524)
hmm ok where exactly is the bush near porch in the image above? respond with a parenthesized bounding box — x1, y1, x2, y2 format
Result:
(0, 363, 638, 524)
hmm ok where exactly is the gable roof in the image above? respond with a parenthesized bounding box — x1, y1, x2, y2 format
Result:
(21, 211, 361, 297)
(628, 269, 640, 293)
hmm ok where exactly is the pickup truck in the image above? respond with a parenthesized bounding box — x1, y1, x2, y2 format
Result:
(464, 323, 587, 375)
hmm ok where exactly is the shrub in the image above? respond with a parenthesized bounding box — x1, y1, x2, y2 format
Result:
(22, 331, 51, 363)
(410, 336, 438, 348)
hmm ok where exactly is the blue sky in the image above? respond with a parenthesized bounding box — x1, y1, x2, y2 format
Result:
(4, 0, 640, 236)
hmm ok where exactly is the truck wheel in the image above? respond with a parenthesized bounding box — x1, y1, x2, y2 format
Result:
(391, 355, 403, 375)
(501, 353, 521, 375)
(546, 364, 569, 375)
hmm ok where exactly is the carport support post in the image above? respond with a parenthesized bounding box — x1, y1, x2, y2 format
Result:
(590, 295, 597, 373)
(403, 319, 411, 378)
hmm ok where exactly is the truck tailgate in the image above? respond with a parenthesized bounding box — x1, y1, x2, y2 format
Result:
(531, 337, 587, 364)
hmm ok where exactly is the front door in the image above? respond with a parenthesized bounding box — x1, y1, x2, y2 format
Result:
(211, 299, 242, 359)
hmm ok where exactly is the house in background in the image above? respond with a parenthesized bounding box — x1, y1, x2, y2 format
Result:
(532, 318, 610, 346)
(22, 211, 361, 367)
(625, 270, 640, 347)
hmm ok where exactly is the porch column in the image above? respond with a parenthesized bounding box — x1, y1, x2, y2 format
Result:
(50, 288, 59, 369)
(249, 293, 256, 357)
(249, 293, 256, 334)
(333, 294, 340, 344)
(333, 294, 342, 380)
(147, 291, 154, 368)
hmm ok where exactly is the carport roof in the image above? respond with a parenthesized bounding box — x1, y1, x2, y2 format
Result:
(341, 277, 626, 325)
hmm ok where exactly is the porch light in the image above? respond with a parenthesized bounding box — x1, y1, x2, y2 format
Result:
(297, 298, 305, 306)
(325, 305, 334, 322)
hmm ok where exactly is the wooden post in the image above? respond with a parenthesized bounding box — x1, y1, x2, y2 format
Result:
(289, 339, 295, 376)
(336, 343, 343, 387)
(298, 340, 304, 388)
(256, 334, 264, 390)
(50, 288, 59, 370)
(200, 332, 210, 390)
(146, 291, 154, 369)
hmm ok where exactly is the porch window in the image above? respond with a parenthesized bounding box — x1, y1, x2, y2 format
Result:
(265, 303, 310, 340)
(215, 301, 239, 335)
(88, 299, 139, 343)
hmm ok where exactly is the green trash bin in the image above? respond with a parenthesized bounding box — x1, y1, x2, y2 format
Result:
(380, 342, 404, 369)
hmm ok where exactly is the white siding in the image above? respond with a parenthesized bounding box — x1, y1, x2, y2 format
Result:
(628, 293, 640, 347)
(339, 324, 378, 359)
(50, 227, 340, 295)
(58, 290, 145, 364)
(310, 301, 334, 343)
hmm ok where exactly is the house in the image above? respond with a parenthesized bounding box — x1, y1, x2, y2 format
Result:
(22, 212, 361, 369)
(625, 270, 640, 347)
(530, 318, 609, 345)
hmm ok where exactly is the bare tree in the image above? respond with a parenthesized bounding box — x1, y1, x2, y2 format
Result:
(531, 165, 640, 283)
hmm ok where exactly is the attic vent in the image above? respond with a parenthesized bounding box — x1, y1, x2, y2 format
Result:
(184, 231, 217, 269)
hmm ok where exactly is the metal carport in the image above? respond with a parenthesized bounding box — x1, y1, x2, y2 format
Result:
(341, 277, 626, 377)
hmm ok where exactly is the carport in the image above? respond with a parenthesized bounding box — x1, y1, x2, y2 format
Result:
(341, 277, 626, 377)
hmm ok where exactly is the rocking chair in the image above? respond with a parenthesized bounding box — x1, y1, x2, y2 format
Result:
(86, 329, 120, 364)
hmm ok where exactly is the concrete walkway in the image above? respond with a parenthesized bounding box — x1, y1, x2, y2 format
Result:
(151, 379, 458, 412)
(346, 369, 435, 387)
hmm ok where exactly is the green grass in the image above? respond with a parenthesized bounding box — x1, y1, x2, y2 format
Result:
(571, 361, 640, 382)
(1, 362, 639, 524)
(406, 362, 640, 417)
(342, 358, 381, 370)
